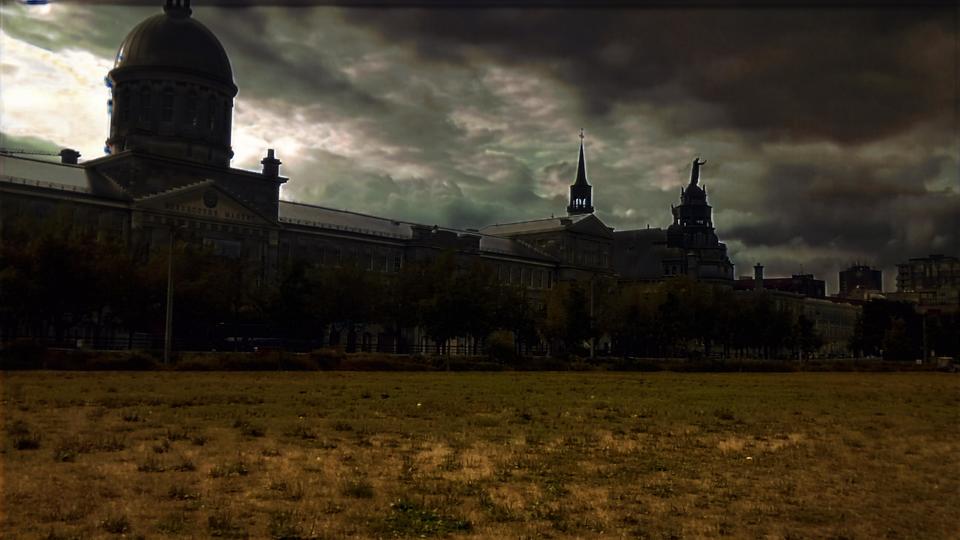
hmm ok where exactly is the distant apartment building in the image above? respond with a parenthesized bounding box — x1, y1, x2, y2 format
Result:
(838, 264, 882, 299)
(734, 265, 826, 298)
(732, 264, 858, 356)
(891, 254, 960, 311)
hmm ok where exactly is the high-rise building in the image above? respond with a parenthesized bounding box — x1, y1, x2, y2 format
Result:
(891, 254, 960, 310)
(896, 255, 960, 292)
(838, 264, 882, 299)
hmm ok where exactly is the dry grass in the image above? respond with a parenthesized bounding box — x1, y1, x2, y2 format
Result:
(1, 371, 957, 538)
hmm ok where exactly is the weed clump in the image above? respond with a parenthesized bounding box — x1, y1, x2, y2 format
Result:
(380, 499, 471, 537)
(210, 459, 250, 478)
(267, 510, 302, 539)
(156, 512, 189, 534)
(268, 480, 304, 501)
(165, 427, 190, 441)
(232, 419, 265, 438)
(172, 457, 197, 472)
(207, 510, 246, 538)
(13, 433, 41, 450)
(137, 455, 165, 473)
(714, 407, 737, 421)
(7, 420, 40, 450)
(52, 436, 90, 462)
(332, 420, 353, 432)
(341, 478, 374, 499)
(167, 484, 200, 501)
(100, 514, 131, 534)
(285, 423, 317, 440)
(152, 439, 172, 454)
(96, 435, 126, 452)
(191, 434, 208, 446)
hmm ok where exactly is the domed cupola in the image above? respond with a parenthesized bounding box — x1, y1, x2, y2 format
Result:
(106, 0, 237, 167)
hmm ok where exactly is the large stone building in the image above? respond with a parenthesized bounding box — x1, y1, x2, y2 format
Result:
(1, 0, 739, 350)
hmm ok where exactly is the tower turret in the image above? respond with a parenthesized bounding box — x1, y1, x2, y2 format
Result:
(661, 156, 734, 282)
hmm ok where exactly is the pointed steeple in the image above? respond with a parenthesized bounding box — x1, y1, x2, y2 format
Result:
(567, 128, 594, 215)
(574, 129, 589, 186)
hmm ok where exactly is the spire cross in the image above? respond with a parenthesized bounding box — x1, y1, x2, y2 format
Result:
(579, 128, 584, 142)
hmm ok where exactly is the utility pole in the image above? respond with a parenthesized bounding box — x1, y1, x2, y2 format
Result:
(589, 276, 595, 359)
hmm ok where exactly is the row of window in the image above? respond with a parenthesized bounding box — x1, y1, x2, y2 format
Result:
(289, 243, 404, 273)
(114, 83, 231, 139)
(496, 264, 553, 289)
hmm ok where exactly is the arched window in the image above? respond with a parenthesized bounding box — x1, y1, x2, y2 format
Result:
(207, 96, 217, 131)
(221, 101, 230, 138)
(119, 87, 130, 120)
(161, 88, 174, 122)
(186, 90, 198, 128)
(139, 86, 152, 122)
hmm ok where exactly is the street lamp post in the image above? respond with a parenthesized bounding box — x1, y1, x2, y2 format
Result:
(163, 225, 186, 364)
(163, 229, 175, 364)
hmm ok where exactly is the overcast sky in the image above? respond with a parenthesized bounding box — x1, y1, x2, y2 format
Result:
(1, 0, 957, 292)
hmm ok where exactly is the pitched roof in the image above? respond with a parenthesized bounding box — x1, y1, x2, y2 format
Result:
(279, 201, 557, 262)
(479, 236, 556, 263)
(0, 154, 128, 200)
(278, 200, 413, 240)
(480, 213, 593, 236)
(1, 154, 91, 192)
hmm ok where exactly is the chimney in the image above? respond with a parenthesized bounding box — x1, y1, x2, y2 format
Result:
(59, 149, 81, 165)
(261, 149, 281, 178)
(754, 263, 764, 290)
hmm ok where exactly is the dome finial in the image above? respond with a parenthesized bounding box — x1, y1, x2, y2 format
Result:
(164, 0, 192, 18)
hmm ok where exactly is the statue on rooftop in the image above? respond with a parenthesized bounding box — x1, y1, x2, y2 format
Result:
(690, 157, 706, 185)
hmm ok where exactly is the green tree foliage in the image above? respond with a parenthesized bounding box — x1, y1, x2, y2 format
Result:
(1, 211, 160, 344)
(849, 299, 921, 359)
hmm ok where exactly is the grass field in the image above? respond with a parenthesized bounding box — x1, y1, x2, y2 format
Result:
(1, 372, 957, 539)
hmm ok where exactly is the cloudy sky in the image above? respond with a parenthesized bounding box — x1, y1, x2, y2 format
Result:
(1, 0, 957, 292)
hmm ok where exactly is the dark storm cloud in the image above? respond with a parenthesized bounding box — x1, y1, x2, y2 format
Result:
(204, 12, 387, 109)
(723, 156, 958, 269)
(5, 1, 957, 291)
(343, 8, 955, 145)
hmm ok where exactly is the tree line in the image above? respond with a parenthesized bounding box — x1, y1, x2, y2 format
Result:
(2, 215, 955, 360)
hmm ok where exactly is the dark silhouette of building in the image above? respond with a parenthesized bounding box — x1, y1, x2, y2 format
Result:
(734, 267, 826, 298)
(1, 0, 743, 350)
(889, 254, 960, 310)
(838, 264, 882, 299)
(612, 158, 734, 284)
(896, 255, 960, 292)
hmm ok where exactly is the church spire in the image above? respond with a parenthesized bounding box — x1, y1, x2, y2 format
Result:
(574, 128, 589, 186)
(567, 128, 594, 215)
